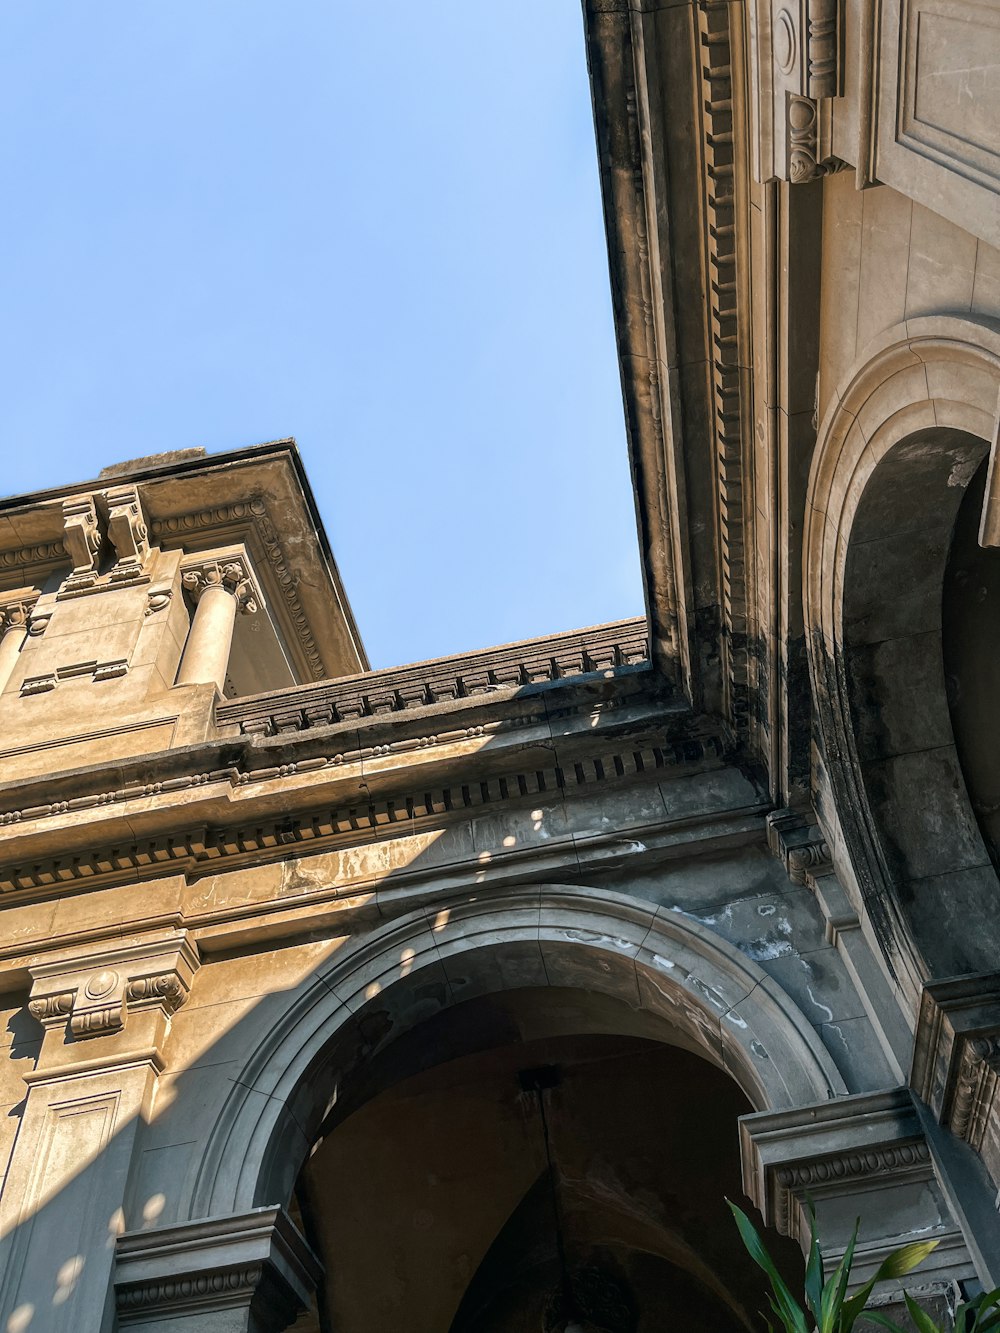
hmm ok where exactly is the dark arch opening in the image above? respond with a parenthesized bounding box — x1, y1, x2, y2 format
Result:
(287, 986, 802, 1333)
(843, 426, 999, 977)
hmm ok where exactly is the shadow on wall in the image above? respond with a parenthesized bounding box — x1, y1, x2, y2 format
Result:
(0, 672, 842, 1332)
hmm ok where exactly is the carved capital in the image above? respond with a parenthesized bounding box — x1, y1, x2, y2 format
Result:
(28, 930, 199, 1044)
(182, 556, 259, 614)
(103, 484, 149, 577)
(0, 591, 38, 636)
(115, 1210, 321, 1332)
(912, 974, 1000, 1183)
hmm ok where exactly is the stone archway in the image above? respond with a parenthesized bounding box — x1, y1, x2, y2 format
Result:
(803, 315, 1000, 1003)
(189, 886, 845, 1224)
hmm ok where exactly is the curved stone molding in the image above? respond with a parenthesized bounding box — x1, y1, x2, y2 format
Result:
(802, 316, 1000, 999)
(188, 887, 844, 1221)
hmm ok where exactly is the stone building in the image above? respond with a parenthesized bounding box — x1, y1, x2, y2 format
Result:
(0, 3, 998, 1330)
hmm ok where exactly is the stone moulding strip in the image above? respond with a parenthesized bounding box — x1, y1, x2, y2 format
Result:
(0, 727, 727, 895)
(216, 617, 651, 737)
(697, 0, 750, 729)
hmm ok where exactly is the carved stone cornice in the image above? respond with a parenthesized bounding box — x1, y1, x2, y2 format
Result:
(765, 807, 831, 885)
(740, 1089, 974, 1288)
(0, 714, 727, 896)
(115, 1208, 321, 1332)
(218, 617, 650, 737)
(181, 554, 260, 615)
(28, 931, 198, 1040)
(911, 973, 1000, 1182)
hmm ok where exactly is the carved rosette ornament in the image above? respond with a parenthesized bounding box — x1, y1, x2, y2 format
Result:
(182, 558, 259, 614)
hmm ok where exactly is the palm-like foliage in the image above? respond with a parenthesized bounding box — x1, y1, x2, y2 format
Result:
(728, 1199, 999, 1333)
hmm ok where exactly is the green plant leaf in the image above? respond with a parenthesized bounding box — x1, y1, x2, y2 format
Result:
(875, 1240, 940, 1281)
(727, 1200, 809, 1333)
(861, 1315, 908, 1333)
(904, 1292, 945, 1333)
(818, 1220, 858, 1332)
(803, 1202, 825, 1320)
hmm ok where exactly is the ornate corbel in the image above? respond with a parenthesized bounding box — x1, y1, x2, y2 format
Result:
(103, 484, 150, 580)
(61, 495, 102, 586)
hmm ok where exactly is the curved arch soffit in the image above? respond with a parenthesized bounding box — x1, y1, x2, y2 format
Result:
(802, 314, 1000, 986)
(190, 886, 845, 1220)
(805, 314, 1000, 652)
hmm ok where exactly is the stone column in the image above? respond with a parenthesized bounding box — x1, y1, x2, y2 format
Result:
(177, 556, 259, 694)
(114, 1208, 320, 1332)
(0, 595, 36, 695)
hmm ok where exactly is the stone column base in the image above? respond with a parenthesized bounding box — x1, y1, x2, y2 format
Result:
(114, 1207, 320, 1332)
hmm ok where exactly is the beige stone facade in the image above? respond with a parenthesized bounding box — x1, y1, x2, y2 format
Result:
(0, 4, 998, 1329)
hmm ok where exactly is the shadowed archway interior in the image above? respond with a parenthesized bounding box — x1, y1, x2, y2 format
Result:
(289, 987, 803, 1333)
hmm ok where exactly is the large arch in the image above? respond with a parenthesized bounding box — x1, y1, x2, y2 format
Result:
(188, 885, 845, 1221)
(803, 314, 1000, 1002)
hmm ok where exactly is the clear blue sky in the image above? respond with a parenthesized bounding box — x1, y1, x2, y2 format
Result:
(0, 3, 642, 669)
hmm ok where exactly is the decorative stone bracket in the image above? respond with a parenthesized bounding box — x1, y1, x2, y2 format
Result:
(28, 930, 198, 1041)
(57, 484, 153, 596)
(766, 807, 831, 884)
(740, 1089, 976, 1291)
(115, 1207, 321, 1333)
(911, 973, 1000, 1189)
(756, 0, 849, 182)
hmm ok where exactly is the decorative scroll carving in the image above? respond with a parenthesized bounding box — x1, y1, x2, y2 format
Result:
(0, 595, 37, 636)
(27, 933, 197, 1041)
(26, 608, 51, 637)
(766, 808, 831, 884)
(950, 1037, 1000, 1145)
(787, 95, 849, 184)
(911, 975, 1000, 1186)
(61, 495, 102, 585)
(145, 587, 173, 617)
(182, 558, 259, 615)
(104, 484, 149, 579)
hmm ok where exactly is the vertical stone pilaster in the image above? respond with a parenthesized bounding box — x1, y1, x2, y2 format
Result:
(0, 932, 198, 1333)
